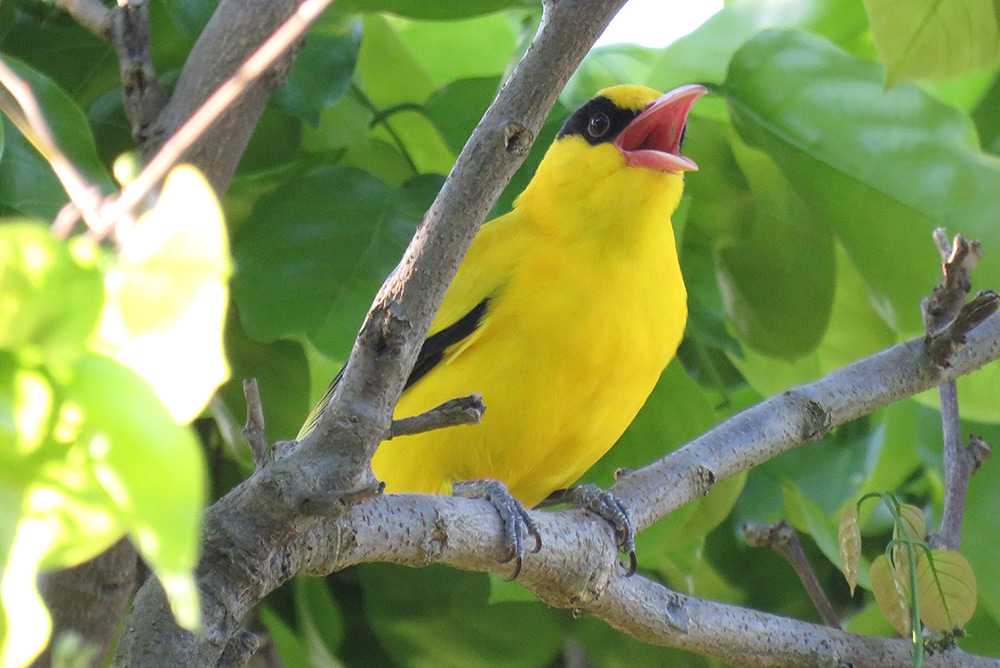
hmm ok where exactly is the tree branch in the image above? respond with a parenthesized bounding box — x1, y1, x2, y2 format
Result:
(242, 379, 270, 471)
(921, 232, 999, 550)
(33, 538, 138, 668)
(387, 394, 486, 439)
(53, 0, 113, 40)
(95, 0, 334, 235)
(112, 0, 169, 145)
(744, 520, 840, 629)
(0, 58, 104, 232)
(114, 300, 1000, 666)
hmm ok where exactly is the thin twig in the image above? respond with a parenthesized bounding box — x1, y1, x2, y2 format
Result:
(387, 394, 486, 439)
(113, 0, 169, 144)
(0, 57, 104, 231)
(243, 379, 270, 470)
(94, 0, 336, 236)
(744, 520, 841, 629)
(54, 0, 113, 39)
(921, 231, 995, 550)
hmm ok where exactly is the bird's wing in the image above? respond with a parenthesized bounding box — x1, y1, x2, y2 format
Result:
(296, 213, 520, 440)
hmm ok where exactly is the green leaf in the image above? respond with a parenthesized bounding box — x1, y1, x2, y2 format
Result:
(424, 77, 501, 155)
(716, 138, 836, 358)
(355, 15, 435, 107)
(219, 312, 310, 444)
(0, 58, 113, 218)
(294, 577, 345, 665)
(870, 553, 912, 637)
(0, 221, 104, 366)
(731, 243, 895, 398)
(1, 13, 119, 108)
(393, 14, 517, 88)
(782, 480, 869, 586)
(645, 0, 870, 91)
(563, 43, 656, 108)
(271, 12, 362, 126)
(573, 615, 713, 668)
(232, 167, 440, 358)
(259, 606, 313, 668)
(96, 165, 232, 423)
(161, 0, 220, 37)
(917, 550, 978, 634)
(863, 0, 1000, 86)
(725, 29, 1000, 337)
(337, 0, 534, 20)
(236, 107, 302, 174)
(62, 352, 205, 627)
(361, 564, 564, 668)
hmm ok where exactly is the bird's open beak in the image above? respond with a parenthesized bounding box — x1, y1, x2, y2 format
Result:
(614, 84, 707, 173)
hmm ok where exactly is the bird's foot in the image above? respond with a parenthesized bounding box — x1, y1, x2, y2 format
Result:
(452, 479, 542, 580)
(542, 483, 637, 575)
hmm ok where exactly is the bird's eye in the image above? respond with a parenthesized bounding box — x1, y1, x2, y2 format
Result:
(587, 113, 611, 139)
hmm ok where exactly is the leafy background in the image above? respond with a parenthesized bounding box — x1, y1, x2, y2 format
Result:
(3, 0, 1000, 665)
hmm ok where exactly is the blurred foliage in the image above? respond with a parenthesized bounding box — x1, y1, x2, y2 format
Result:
(2, 0, 1000, 666)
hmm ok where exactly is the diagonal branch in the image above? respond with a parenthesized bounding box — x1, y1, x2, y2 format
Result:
(0, 58, 104, 230)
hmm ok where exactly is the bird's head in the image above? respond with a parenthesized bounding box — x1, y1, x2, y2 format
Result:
(516, 84, 706, 240)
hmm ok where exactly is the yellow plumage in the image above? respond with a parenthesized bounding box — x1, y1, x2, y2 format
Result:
(363, 84, 698, 507)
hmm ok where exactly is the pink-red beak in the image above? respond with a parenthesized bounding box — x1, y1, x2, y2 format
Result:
(614, 84, 707, 172)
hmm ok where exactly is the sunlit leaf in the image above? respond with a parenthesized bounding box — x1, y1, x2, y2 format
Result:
(393, 13, 517, 88)
(891, 503, 926, 584)
(894, 504, 926, 542)
(863, 0, 1000, 86)
(839, 505, 861, 596)
(97, 165, 231, 423)
(917, 549, 978, 634)
(0, 515, 56, 668)
(0, 221, 103, 367)
(870, 553, 912, 638)
(338, 0, 533, 20)
(63, 352, 204, 628)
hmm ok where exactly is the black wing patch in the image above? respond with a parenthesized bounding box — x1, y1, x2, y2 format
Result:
(297, 297, 491, 440)
(405, 297, 491, 390)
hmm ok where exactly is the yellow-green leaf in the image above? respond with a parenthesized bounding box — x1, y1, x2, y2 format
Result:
(916, 549, 977, 634)
(839, 505, 861, 596)
(870, 554, 911, 638)
(863, 0, 1000, 86)
(894, 504, 926, 541)
(97, 165, 231, 423)
(892, 503, 925, 584)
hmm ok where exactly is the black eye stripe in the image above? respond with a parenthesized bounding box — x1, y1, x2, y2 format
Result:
(557, 96, 640, 146)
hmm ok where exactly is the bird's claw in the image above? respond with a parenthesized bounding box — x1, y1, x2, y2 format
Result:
(571, 483, 638, 576)
(453, 479, 541, 580)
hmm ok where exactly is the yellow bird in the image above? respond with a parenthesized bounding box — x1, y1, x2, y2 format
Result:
(302, 84, 704, 573)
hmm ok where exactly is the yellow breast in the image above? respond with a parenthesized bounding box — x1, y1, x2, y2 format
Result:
(370, 134, 688, 507)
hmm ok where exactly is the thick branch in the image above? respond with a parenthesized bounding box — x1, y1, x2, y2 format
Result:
(296, 0, 630, 486)
(139, 0, 306, 194)
(32, 538, 138, 668)
(611, 312, 1000, 534)
(115, 306, 1000, 667)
